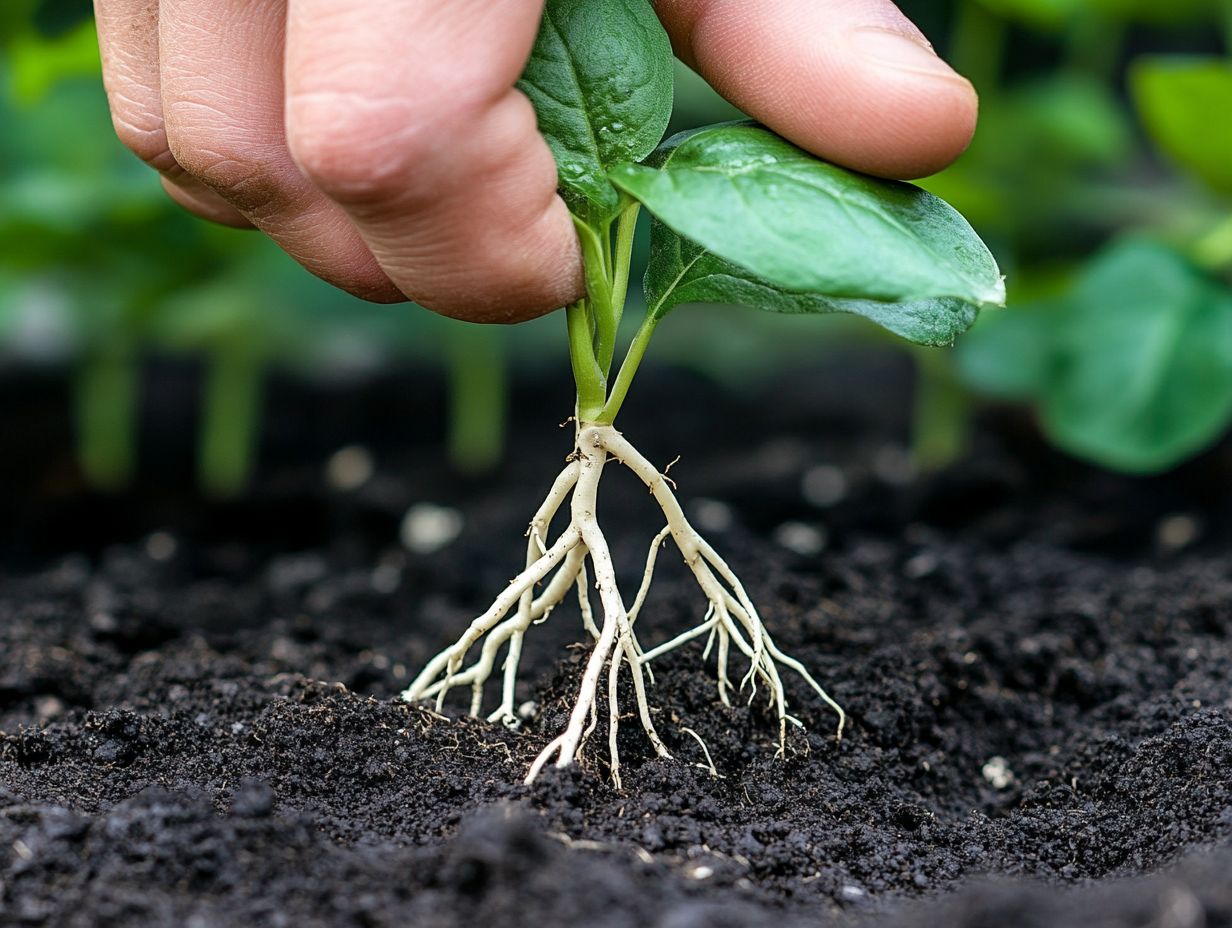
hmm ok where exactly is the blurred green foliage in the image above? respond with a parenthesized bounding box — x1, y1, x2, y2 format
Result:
(0, 2, 535, 491)
(3, 0, 1232, 490)
(927, 0, 1232, 473)
(1132, 56, 1232, 195)
(959, 240, 1232, 470)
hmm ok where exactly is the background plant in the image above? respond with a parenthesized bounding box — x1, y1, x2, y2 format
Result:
(938, 0, 1232, 473)
(0, 4, 524, 492)
(2, 0, 1232, 490)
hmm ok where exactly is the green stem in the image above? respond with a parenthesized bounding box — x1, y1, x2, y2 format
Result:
(74, 344, 138, 492)
(567, 204, 649, 424)
(567, 300, 607, 421)
(445, 324, 507, 475)
(199, 344, 264, 498)
(596, 315, 658, 425)
(601, 213, 614, 286)
(573, 215, 617, 376)
(948, 0, 1007, 95)
(608, 204, 640, 336)
(911, 348, 971, 472)
(1063, 11, 1124, 81)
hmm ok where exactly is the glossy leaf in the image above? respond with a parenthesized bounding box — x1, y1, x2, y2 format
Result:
(518, 0, 673, 218)
(611, 124, 1005, 308)
(1042, 240, 1232, 472)
(644, 220, 979, 346)
(1131, 56, 1232, 195)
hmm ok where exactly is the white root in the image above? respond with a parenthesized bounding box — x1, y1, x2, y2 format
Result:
(401, 424, 846, 785)
(493, 466, 579, 722)
(628, 525, 672, 627)
(411, 524, 579, 713)
(680, 726, 722, 779)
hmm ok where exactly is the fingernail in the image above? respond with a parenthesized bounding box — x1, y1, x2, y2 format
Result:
(852, 26, 967, 81)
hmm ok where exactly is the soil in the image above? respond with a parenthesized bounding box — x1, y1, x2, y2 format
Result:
(3, 351, 1232, 927)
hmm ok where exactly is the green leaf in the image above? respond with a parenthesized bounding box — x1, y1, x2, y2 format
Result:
(1042, 239, 1232, 473)
(955, 302, 1060, 400)
(612, 123, 1005, 309)
(1013, 74, 1132, 168)
(518, 0, 673, 218)
(7, 20, 101, 105)
(1131, 56, 1232, 195)
(644, 220, 979, 346)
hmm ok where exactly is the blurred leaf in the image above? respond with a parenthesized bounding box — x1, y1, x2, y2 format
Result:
(922, 74, 1132, 247)
(956, 301, 1062, 400)
(1086, 0, 1222, 23)
(1132, 56, 1232, 196)
(1014, 74, 1132, 167)
(978, 0, 1221, 25)
(31, 0, 96, 37)
(1043, 239, 1232, 472)
(151, 262, 310, 357)
(7, 19, 100, 104)
(0, 2, 39, 54)
(974, 0, 1080, 29)
(667, 60, 742, 135)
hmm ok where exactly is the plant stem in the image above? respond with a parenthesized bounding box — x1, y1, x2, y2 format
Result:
(74, 343, 138, 492)
(445, 324, 507, 475)
(567, 203, 649, 421)
(948, 0, 1007, 95)
(596, 315, 658, 425)
(608, 204, 640, 338)
(573, 216, 617, 376)
(1064, 10, 1124, 82)
(911, 347, 971, 472)
(199, 344, 263, 498)
(567, 300, 607, 421)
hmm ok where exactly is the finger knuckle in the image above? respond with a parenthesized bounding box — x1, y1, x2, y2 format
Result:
(111, 112, 177, 173)
(286, 83, 529, 208)
(287, 91, 449, 203)
(164, 121, 281, 216)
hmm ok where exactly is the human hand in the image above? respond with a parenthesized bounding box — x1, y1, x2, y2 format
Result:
(94, 0, 977, 322)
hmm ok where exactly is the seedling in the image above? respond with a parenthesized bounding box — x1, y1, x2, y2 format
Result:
(399, 0, 1004, 785)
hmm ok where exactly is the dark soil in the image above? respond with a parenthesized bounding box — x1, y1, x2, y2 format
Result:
(4, 352, 1232, 927)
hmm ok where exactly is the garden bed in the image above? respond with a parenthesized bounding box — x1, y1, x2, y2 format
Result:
(3, 351, 1232, 927)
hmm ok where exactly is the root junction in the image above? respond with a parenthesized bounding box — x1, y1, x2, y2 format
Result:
(402, 424, 845, 786)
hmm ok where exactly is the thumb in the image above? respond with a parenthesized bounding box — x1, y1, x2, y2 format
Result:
(654, 0, 978, 180)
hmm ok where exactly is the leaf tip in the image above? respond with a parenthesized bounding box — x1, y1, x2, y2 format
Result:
(983, 275, 1008, 308)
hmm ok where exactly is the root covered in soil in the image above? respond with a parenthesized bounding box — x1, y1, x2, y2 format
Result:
(402, 424, 846, 785)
